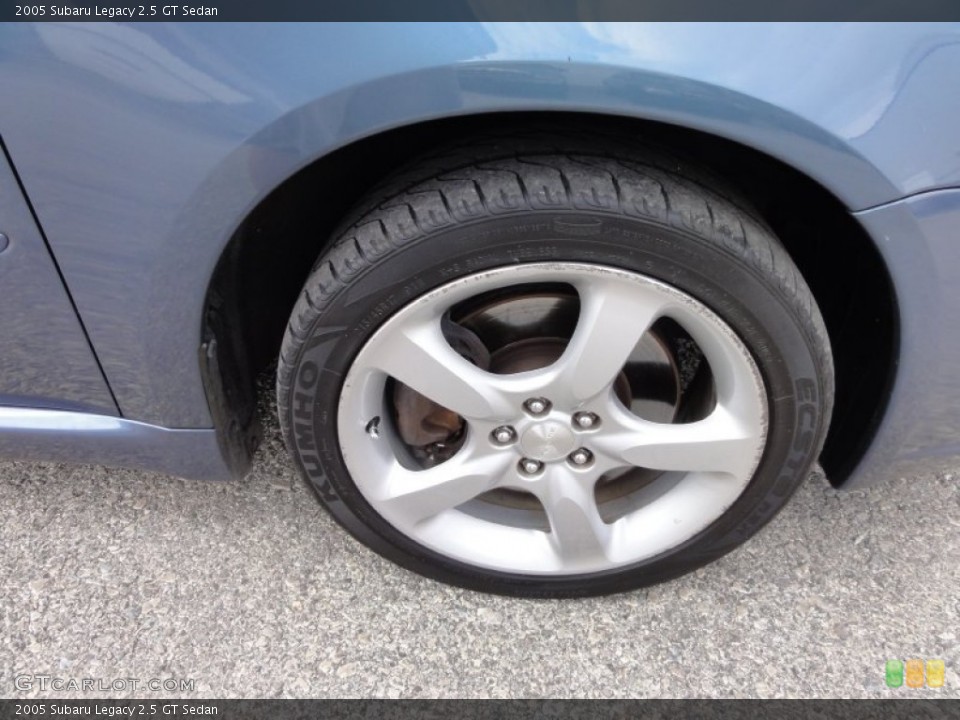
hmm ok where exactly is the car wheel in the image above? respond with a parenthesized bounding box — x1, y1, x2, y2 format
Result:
(277, 141, 833, 597)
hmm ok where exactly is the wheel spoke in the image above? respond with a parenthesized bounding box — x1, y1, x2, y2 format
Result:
(371, 320, 512, 421)
(377, 445, 512, 525)
(537, 469, 611, 564)
(596, 406, 761, 477)
(558, 276, 665, 402)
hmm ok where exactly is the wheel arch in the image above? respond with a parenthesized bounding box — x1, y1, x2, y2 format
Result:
(199, 84, 898, 486)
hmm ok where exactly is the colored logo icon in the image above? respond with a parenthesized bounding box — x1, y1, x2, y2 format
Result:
(886, 658, 946, 688)
(885, 659, 904, 688)
(927, 659, 946, 688)
(905, 659, 925, 688)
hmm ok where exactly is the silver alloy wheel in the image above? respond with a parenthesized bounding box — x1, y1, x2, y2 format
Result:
(337, 263, 768, 575)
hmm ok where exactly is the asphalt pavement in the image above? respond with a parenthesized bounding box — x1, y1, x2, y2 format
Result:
(1, 384, 959, 699)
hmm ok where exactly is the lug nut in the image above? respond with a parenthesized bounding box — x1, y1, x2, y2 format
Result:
(519, 458, 544, 475)
(491, 426, 516, 445)
(573, 412, 599, 430)
(524, 397, 551, 416)
(568, 448, 593, 466)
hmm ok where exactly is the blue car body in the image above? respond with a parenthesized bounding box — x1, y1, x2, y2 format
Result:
(0, 21, 957, 487)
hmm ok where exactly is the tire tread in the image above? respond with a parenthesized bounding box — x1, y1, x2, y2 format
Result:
(282, 134, 833, 415)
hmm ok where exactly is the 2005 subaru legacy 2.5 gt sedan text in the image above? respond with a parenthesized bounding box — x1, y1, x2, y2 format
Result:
(0, 22, 958, 596)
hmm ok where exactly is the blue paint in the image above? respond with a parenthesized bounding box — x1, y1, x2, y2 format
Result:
(0, 22, 957, 483)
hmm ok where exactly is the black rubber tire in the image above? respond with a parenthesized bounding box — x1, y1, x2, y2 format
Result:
(277, 134, 834, 598)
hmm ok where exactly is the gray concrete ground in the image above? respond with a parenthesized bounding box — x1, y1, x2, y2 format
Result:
(1, 389, 958, 699)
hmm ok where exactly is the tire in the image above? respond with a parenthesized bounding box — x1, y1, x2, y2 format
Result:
(277, 135, 834, 598)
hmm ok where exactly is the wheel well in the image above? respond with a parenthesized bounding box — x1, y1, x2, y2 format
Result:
(202, 112, 897, 486)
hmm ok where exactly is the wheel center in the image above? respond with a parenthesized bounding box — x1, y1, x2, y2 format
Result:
(520, 420, 576, 462)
